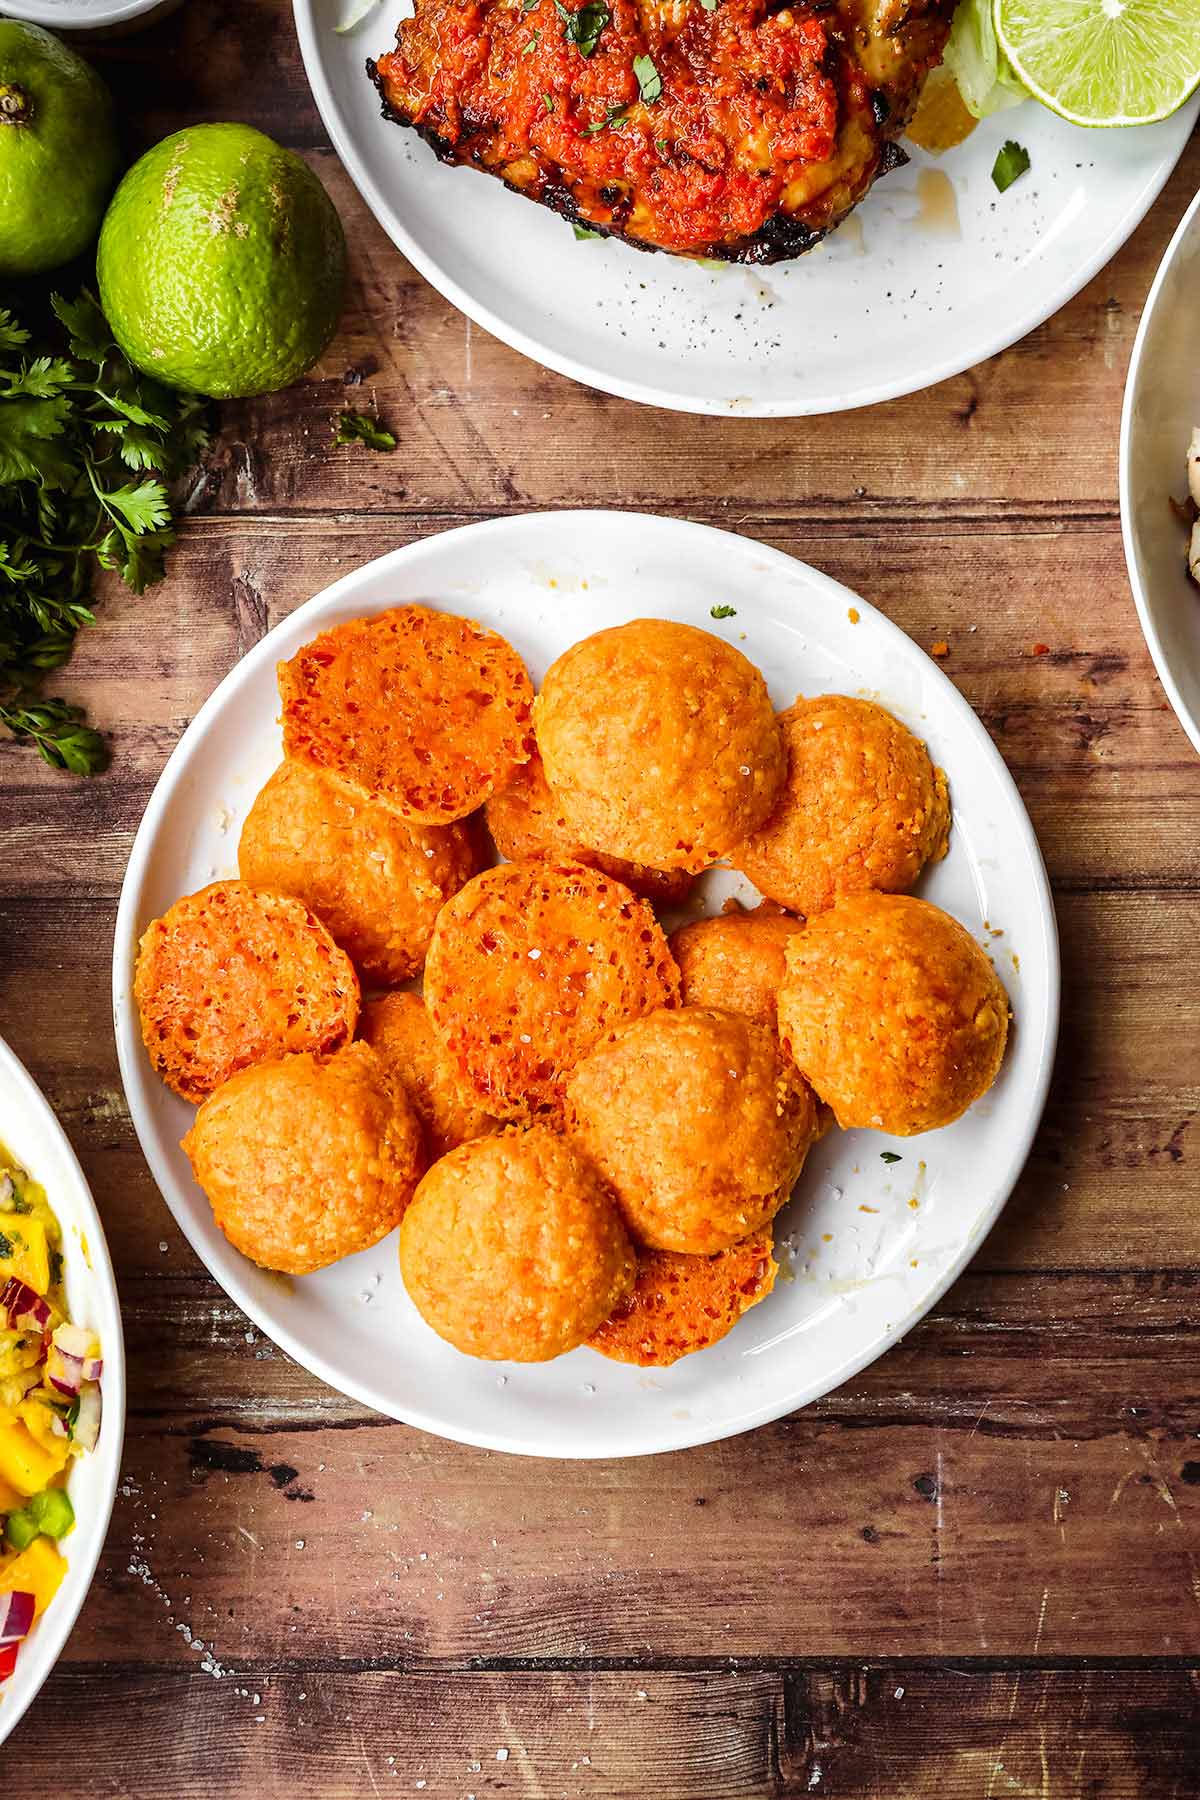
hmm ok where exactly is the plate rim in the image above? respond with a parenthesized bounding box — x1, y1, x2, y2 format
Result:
(1119, 181, 1200, 759)
(0, 1034, 126, 1746)
(292, 0, 1198, 418)
(113, 509, 1060, 1458)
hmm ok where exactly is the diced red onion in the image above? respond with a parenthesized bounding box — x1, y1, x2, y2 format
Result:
(0, 1642, 18, 1683)
(49, 1411, 67, 1437)
(48, 1351, 83, 1398)
(81, 1356, 103, 1383)
(0, 1172, 13, 1206)
(73, 1381, 101, 1452)
(0, 1591, 35, 1646)
(1, 1277, 50, 1331)
(51, 1322, 94, 1361)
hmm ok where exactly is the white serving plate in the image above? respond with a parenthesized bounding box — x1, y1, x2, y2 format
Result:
(0, 1035, 125, 1746)
(114, 510, 1058, 1458)
(1120, 183, 1200, 758)
(294, 0, 1197, 417)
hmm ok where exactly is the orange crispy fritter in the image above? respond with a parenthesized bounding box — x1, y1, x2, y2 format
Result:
(535, 620, 785, 872)
(566, 1006, 818, 1252)
(589, 1228, 778, 1366)
(359, 992, 496, 1158)
(669, 905, 805, 1028)
(182, 1042, 424, 1274)
(399, 1125, 636, 1361)
(238, 760, 483, 988)
(134, 880, 360, 1103)
(278, 605, 535, 825)
(734, 695, 950, 916)
(485, 750, 693, 907)
(777, 892, 1009, 1134)
(424, 857, 681, 1122)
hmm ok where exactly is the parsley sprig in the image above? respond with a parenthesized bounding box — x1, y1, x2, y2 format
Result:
(0, 291, 209, 774)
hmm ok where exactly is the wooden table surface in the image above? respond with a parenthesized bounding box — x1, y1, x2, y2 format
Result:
(3, 5, 1200, 1791)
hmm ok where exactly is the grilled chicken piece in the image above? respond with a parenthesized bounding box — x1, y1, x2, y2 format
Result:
(369, 0, 953, 262)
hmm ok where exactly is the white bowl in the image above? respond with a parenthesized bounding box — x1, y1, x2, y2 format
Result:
(1120, 185, 1200, 757)
(113, 510, 1058, 1460)
(2, 0, 179, 35)
(0, 1036, 124, 1747)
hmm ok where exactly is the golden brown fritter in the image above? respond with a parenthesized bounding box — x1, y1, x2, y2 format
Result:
(359, 992, 497, 1158)
(239, 761, 484, 988)
(399, 1125, 636, 1361)
(486, 749, 693, 907)
(183, 1042, 424, 1274)
(777, 891, 1009, 1134)
(734, 695, 950, 916)
(134, 880, 360, 1103)
(669, 904, 805, 1029)
(566, 1005, 818, 1252)
(589, 1227, 777, 1365)
(278, 605, 535, 825)
(535, 620, 784, 872)
(369, 0, 953, 262)
(424, 856, 681, 1121)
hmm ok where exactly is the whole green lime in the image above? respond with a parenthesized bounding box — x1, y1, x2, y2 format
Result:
(96, 123, 347, 399)
(0, 20, 120, 278)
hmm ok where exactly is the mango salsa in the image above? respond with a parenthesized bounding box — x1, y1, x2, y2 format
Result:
(0, 1422, 69, 1496)
(0, 1213, 51, 1294)
(0, 1536, 66, 1616)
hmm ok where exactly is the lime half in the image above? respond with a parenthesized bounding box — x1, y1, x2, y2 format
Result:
(994, 0, 1200, 125)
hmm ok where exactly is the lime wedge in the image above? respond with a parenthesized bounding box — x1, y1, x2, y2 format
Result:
(994, 0, 1200, 126)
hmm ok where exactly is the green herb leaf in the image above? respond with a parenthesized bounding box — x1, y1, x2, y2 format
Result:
(880, 1150, 902, 1163)
(0, 311, 31, 355)
(543, 90, 555, 111)
(633, 52, 662, 102)
(573, 222, 604, 239)
(655, 137, 670, 154)
(0, 1231, 11, 1258)
(991, 139, 1029, 193)
(700, 0, 719, 12)
(522, 26, 541, 52)
(50, 291, 112, 364)
(333, 411, 398, 452)
(709, 603, 737, 619)
(555, 0, 609, 54)
(581, 103, 627, 134)
(0, 699, 108, 775)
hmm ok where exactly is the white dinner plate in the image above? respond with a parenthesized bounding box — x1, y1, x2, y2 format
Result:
(294, 0, 1197, 416)
(114, 511, 1058, 1458)
(0, 1036, 125, 1746)
(1120, 184, 1200, 759)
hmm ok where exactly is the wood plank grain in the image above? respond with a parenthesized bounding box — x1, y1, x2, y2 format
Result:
(7, 1666, 1200, 1798)
(4, 515, 1199, 897)
(20, 1264, 1195, 1665)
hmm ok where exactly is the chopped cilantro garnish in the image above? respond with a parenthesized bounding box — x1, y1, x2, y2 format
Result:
(880, 1151, 902, 1164)
(700, 0, 718, 11)
(709, 604, 737, 619)
(633, 52, 662, 102)
(543, 90, 555, 111)
(522, 26, 540, 51)
(332, 412, 397, 452)
(655, 137, 670, 155)
(0, 1231, 11, 1258)
(8, 1193, 30, 1215)
(523, 0, 539, 11)
(554, 0, 609, 54)
(991, 140, 1029, 194)
(50, 1249, 63, 1284)
(581, 104, 627, 134)
(573, 223, 604, 240)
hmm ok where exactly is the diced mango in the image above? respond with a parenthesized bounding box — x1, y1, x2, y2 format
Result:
(0, 1535, 66, 1616)
(0, 1475, 22, 1513)
(0, 1422, 68, 1496)
(0, 1215, 50, 1295)
(17, 1400, 68, 1459)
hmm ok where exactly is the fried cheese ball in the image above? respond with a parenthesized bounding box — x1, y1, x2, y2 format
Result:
(535, 620, 785, 872)
(134, 880, 360, 1103)
(238, 760, 482, 987)
(278, 605, 534, 825)
(734, 695, 950, 916)
(777, 892, 1010, 1135)
(588, 1227, 778, 1367)
(424, 857, 681, 1122)
(566, 1007, 818, 1253)
(485, 750, 693, 907)
(669, 905, 805, 1030)
(359, 992, 495, 1159)
(182, 1042, 424, 1274)
(399, 1126, 636, 1361)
